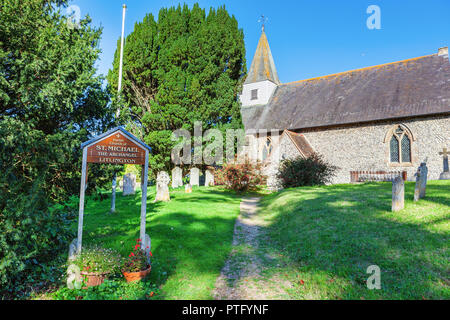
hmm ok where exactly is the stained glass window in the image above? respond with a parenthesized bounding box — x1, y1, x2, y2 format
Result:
(401, 135, 411, 163)
(389, 125, 412, 164)
(390, 136, 399, 162)
(262, 138, 273, 161)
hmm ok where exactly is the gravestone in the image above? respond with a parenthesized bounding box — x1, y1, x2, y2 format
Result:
(414, 162, 428, 201)
(439, 148, 450, 180)
(172, 167, 183, 189)
(155, 171, 170, 202)
(68, 238, 78, 261)
(185, 184, 192, 193)
(190, 168, 200, 186)
(392, 177, 404, 212)
(205, 168, 215, 187)
(122, 173, 136, 196)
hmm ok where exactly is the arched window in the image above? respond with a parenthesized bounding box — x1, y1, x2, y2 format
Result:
(387, 125, 413, 164)
(262, 137, 273, 162)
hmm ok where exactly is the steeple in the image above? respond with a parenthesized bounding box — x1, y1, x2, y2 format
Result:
(245, 30, 280, 85)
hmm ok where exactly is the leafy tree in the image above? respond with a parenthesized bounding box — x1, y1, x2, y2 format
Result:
(107, 3, 246, 175)
(0, 0, 114, 298)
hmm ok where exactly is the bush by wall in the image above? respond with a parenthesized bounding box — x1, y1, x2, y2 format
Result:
(215, 161, 266, 192)
(277, 153, 338, 188)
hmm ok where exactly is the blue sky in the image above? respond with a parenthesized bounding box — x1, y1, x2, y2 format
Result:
(69, 0, 450, 84)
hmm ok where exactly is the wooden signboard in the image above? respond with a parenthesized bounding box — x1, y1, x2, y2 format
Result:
(76, 127, 151, 254)
(87, 131, 146, 165)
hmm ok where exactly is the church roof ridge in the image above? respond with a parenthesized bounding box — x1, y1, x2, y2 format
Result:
(282, 53, 437, 87)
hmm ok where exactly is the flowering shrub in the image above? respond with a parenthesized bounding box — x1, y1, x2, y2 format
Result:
(277, 153, 338, 188)
(122, 239, 152, 273)
(73, 245, 122, 274)
(215, 160, 266, 192)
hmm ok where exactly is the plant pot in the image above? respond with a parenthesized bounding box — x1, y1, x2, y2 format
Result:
(122, 266, 151, 283)
(80, 271, 110, 288)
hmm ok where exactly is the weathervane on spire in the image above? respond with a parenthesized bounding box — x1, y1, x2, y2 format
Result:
(258, 14, 268, 32)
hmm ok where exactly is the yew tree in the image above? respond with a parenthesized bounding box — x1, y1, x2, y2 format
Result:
(0, 0, 114, 298)
(107, 3, 247, 174)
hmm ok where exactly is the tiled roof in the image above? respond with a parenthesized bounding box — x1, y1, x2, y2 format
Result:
(242, 52, 450, 130)
(284, 130, 315, 157)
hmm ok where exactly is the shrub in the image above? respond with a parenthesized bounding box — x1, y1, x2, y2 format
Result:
(0, 179, 76, 299)
(215, 161, 266, 192)
(122, 239, 152, 273)
(277, 153, 338, 188)
(73, 245, 122, 274)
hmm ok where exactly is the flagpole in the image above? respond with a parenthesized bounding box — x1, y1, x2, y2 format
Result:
(117, 4, 127, 96)
(111, 4, 127, 214)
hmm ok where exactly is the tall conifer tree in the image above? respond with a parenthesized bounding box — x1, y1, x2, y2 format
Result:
(108, 3, 247, 173)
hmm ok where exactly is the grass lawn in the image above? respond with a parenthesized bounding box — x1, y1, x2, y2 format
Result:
(256, 180, 450, 300)
(45, 186, 241, 300)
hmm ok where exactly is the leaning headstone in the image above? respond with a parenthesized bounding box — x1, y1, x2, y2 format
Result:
(414, 162, 428, 201)
(172, 167, 183, 189)
(439, 148, 450, 180)
(154, 171, 170, 202)
(122, 173, 137, 196)
(205, 168, 215, 187)
(392, 177, 405, 212)
(185, 184, 192, 193)
(190, 168, 200, 186)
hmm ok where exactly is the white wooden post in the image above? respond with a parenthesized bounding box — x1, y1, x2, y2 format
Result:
(140, 150, 150, 243)
(77, 147, 88, 253)
(111, 174, 116, 213)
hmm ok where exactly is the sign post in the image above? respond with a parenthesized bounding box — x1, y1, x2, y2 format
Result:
(76, 127, 151, 254)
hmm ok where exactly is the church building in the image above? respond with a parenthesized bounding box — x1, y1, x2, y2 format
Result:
(240, 29, 450, 189)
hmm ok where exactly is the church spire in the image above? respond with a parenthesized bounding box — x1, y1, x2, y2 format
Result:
(245, 26, 280, 85)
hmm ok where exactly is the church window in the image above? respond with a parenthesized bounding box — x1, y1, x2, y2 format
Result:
(262, 138, 273, 162)
(401, 134, 411, 163)
(387, 125, 412, 164)
(251, 89, 258, 100)
(390, 136, 399, 162)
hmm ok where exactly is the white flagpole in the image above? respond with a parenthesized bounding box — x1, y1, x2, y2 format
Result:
(111, 4, 127, 214)
(117, 4, 127, 96)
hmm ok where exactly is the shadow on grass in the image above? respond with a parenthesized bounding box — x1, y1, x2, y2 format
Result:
(77, 187, 242, 300)
(257, 181, 449, 299)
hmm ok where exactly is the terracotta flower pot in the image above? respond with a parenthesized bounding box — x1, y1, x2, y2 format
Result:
(122, 266, 151, 283)
(80, 271, 110, 288)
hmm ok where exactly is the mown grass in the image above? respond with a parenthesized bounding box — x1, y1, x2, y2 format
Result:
(256, 180, 450, 300)
(45, 186, 241, 300)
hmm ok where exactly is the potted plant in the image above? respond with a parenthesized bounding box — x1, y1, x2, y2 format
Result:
(122, 239, 152, 283)
(72, 245, 122, 288)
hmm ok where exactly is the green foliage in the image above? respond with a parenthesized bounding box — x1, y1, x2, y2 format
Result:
(0, 0, 114, 299)
(73, 245, 122, 274)
(107, 3, 246, 174)
(216, 161, 266, 192)
(277, 153, 338, 188)
(122, 239, 151, 273)
(51, 279, 160, 300)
